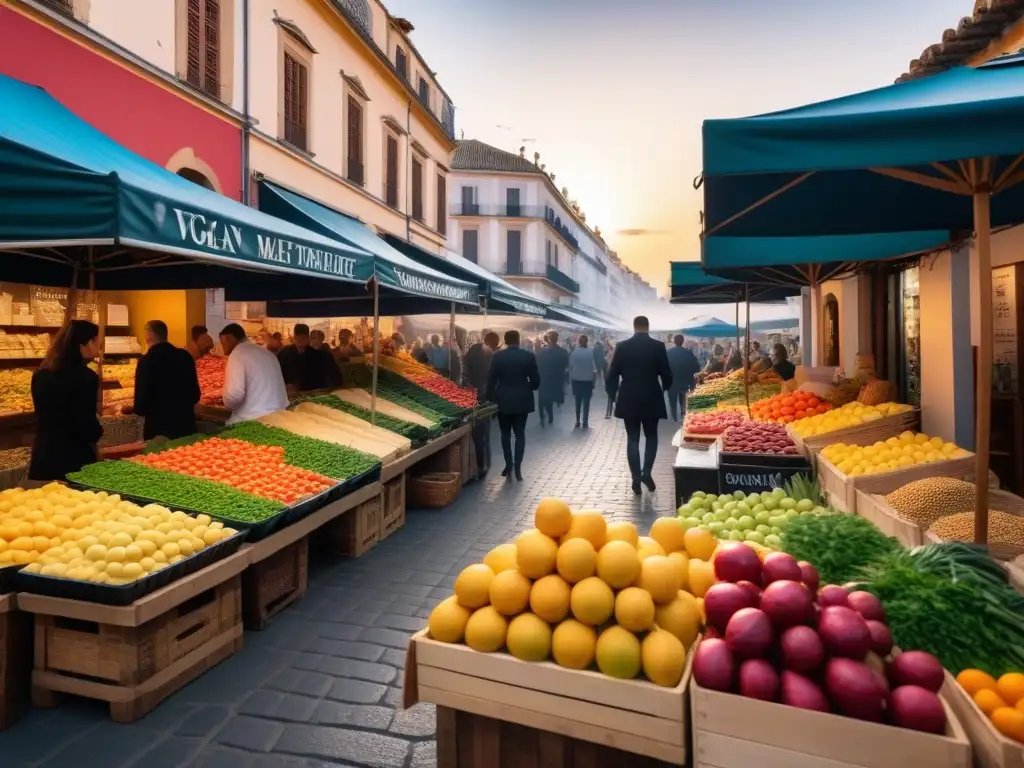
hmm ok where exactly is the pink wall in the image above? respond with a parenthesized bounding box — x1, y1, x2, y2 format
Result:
(0, 6, 242, 200)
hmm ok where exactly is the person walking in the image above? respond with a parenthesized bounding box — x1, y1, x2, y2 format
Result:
(28, 319, 104, 481)
(219, 324, 289, 425)
(485, 330, 540, 481)
(593, 338, 608, 384)
(133, 320, 201, 440)
(666, 334, 701, 422)
(606, 316, 673, 495)
(569, 334, 598, 428)
(536, 331, 568, 427)
(464, 331, 500, 479)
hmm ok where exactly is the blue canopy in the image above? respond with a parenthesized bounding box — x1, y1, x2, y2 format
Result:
(670, 261, 799, 303)
(682, 317, 741, 337)
(750, 317, 799, 332)
(547, 304, 618, 331)
(702, 59, 1024, 239)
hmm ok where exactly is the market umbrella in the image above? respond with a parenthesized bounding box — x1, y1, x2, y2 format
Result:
(681, 317, 741, 337)
(699, 56, 1024, 543)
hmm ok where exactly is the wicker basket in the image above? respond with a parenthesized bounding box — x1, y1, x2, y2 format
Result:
(98, 415, 143, 448)
(407, 472, 461, 509)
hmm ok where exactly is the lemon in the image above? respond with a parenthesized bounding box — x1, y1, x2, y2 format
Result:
(124, 544, 144, 563)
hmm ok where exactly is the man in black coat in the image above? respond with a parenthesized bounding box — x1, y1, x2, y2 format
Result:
(606, 315, 673, 495)
(278, 323, 343, 394)
(485, 329, 540, 481)
(536, 331, 569, 426)
(133, 319, 201, 440)
(463, 330, 500, 479)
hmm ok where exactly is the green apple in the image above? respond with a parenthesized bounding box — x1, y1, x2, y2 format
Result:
(681, 517, 702, 530)
(736, 515, 755, 531)
(736, 501, 751, 516)
(724, 517, 740, 529)
(755, 524, 772, 535)
(772, 488, 786, 500)
(762, 497, 779, 511)
(768, 515, 786, 528)
(745, 531, 766, 544)
(718, 494, 734, 505)
(702, 512, 717, 524)
(728, 529, 746, 541)
(714, 509, 731, 522)
(754, 510, 771, 525)
(764, 534, 782, 548)
(724, 501, 738, 514)
(784, 510, 800, 521)
(779, 498, 798, 511)
(770, 526, 783, 536)
(746, 492, 762, 505)
(733, 490, 747, 500)
(691, 490, 707, 500)
(796, 499, 816, 513)
(711, 501, 723, 512)
(678, 503, 693, 517)
(708, 521, 725, 535)
(697, 523, 711, 531)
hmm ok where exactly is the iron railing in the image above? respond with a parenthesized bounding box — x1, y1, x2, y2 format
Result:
(498, 263, 580, 294)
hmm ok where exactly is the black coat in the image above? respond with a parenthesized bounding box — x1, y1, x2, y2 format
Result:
(278, 344, 342, 392)
(134, 341, 201, 440)
(485, 346, 540, 416)
(606, 333, 673, 421)
(536, 345, 569, 405)
(462, 343, 493, 398)
(29, 364, 103, 481)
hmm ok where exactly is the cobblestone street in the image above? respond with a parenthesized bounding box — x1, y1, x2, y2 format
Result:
(0, 392, 681, 768)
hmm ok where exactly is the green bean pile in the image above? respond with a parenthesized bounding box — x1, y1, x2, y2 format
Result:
(220, 422, 379, 480)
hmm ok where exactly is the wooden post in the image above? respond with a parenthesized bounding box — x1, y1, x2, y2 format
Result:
(449, 302, 456, 382)
(974, 189, 993, 544)
(734, 300, 741, 378)
(811, 280, 823, 367)
(370, 279, 380, 426)
(63, 263, 80, 326)
(91, 270, 106, 417)
(744, 284, 751, 418)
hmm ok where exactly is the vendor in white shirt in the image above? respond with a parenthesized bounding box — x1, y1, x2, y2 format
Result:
(219, 323, 289, 425)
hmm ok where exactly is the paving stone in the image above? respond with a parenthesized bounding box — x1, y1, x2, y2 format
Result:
(317, 655, 398, 684)
(312, 701, 395, 729)
(214, 715, 285, 752)
(383, 686, 404, 707)
(192, 747, 258, 768)
(380, 647, 407, 669)
(239, 689, 320, 723)
(375, 612, 427, 632)
(411, 741, 438, 768)
(129, 735, 206, 768)
(326, 678, 389, 704)
(358, 626, 413, 649)
(389, 702, 436, 737)
(175, 704, 233, 737)
(274, 724, 411, 767)
(265, 668, 336, 698)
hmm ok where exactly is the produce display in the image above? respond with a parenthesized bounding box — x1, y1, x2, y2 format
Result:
(132, 437, 334, 505)
(0, 367, 33, 413)
(684, 409, 745, 435)
(0, 446, 30, 471)
(721, 423, 800, 456)
(750, 391, 833, 424)
(258, 409, 404, 462)
(330, 387, 441, 427)
(68, 461, 285, 522)
(297, 394, 432, 442)
(677, 486, 826, 549)
(929, 511, 1024, 550)
(96, 360, 137, 387)
(956, 669, 1024, 742)
(790, 401, 914, 438)
(196, 354, 227, 405)
(219, 421, 379, 479)
(374, 369, 472, 416)
(6, 483, 239, 585)
(378, 353, 478, 408)
(712, 382, 783, 408)
(883, 477, 977, 529)
(290, 402, 412, 454)
(820, 432, 970, 477)
(781, 513, 901, 586)
(427, 499, 714, 687)
(694, 549, 950, 733)
(687, 378, 743, 411)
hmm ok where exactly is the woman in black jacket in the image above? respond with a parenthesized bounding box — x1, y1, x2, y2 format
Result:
(28, 319, 104, 481)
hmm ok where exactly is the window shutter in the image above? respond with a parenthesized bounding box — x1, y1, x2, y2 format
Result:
(396, 47, 407, 80)
(297, 60, 309, 129)
(386, 136, 399, 207)
(186, 0, 202, 86)
(436, 174, 446, 234)
(284, 53, 298, 124)
(412, 158, 423, 221)
(203, 0, 220, 96)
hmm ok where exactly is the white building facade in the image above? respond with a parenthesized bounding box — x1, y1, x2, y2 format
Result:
(446, 140, 656, 319)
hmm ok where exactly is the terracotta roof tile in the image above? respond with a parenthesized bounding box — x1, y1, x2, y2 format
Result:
(897, 0, 1024, 82)
(451, 139, 544, 174)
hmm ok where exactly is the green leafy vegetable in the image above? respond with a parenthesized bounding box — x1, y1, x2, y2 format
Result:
(781, 513, 901, 586)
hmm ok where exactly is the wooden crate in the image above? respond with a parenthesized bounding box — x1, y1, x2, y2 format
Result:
(788, 409, 920, 457)
(20, 551, 247, 723)
(381, 475, 406, 541)
(943, 672, 1023, 768)
(691, 678, 971, 768)
(856, 488, 1024, 555)
(324, 494, 382, 557)
(242, 537, 308, 630)
(404, 629, 692, 765)
(435, 706, 678, 768)
(818, 453, 977, 513)
(0, 594, 31, 731)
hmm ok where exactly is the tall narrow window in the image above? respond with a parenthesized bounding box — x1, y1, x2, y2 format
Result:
(460, 186, 478, 215)
(411, 157, 424, 222)
(186, 0, 221, 98)
(506, 188, 521, 217)
(553, 244, 559, 271)
(385, 135, 399, 209)
(506, 230, 522, 274)
(418, 76, 430, 106)
(462, 230, 478, 263)
(283, 52, 309, 150)
(396, 47, 408, 80)
(545, 239, 552, 265)
(346, 96, 363, 185)
(436, 174, 447, 234)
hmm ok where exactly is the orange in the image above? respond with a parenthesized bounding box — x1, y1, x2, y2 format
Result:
(683, 527, 716, 561)
(1016, 697, 1024, 714)
(998, 673, 1024, 706)
(975, 689, 1008, 716)
(991, 707, 1024, 743)
(957, 669, 998, 698)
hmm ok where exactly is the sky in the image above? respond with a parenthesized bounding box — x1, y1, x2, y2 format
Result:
(384, 0, 973, 295)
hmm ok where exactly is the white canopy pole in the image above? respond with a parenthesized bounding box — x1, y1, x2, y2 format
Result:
(974, 187, 992, 543)
(370, 278, 380, 426)
(449, 301, 456, 382)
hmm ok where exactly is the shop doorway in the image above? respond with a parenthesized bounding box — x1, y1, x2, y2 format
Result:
(176, 168, 215, 191)
(824, 293, 840, 367)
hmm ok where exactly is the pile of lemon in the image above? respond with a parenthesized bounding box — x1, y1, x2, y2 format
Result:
(0, 483, 237, 584)
(791, 401, 914, 438)
(821, 431, 969, 477)
(428, 499, 718, 687)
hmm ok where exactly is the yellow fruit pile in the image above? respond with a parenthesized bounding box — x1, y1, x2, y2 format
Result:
(0, 483, 237, 584)
(428, 499, 717, 687)
(0, 367, 34, 413)
(957, 669, 1024, 743)
(820, 431, 969, 477)
(791, 401, 913, 438)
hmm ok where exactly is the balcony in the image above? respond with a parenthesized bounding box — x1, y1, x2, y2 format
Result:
(347, 157, 364, 186)
(498, 262, 580, 295)
(448, 204, 581, 251)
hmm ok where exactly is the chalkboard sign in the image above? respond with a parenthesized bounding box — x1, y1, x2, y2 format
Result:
(719, 461, 811, 495)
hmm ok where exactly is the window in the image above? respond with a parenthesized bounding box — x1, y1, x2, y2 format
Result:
(553, 244, 559, 271)
(545, 239, 552, 265)
(385, 134, 399, 209)
(506, 187, 521, 216)
(283, 51, 309, 150)
(506, 230, 522, 274)
(396, 47, 408, 81)
(186, 0, 221, 98)
(460, 186, 478, 216)
(436, 174, 447, 234)
(346, 96, 363, 185)
(418, 76, 430, 106)
(462, 230, 478, 264)
(411, 157, 424, 222)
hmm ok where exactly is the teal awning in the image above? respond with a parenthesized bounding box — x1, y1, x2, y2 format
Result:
(258, 182, 477, 306)
(0, 74, 374, 290)
(750, 317, 799, 332)
(670, 261, 800, 303)
(547, 305, 618, 331)
(380, 233, 549, 317)
(682, 316, 741, 337)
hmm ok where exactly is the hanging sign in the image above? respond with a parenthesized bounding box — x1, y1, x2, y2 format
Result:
(992, 266, 1018, 394)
